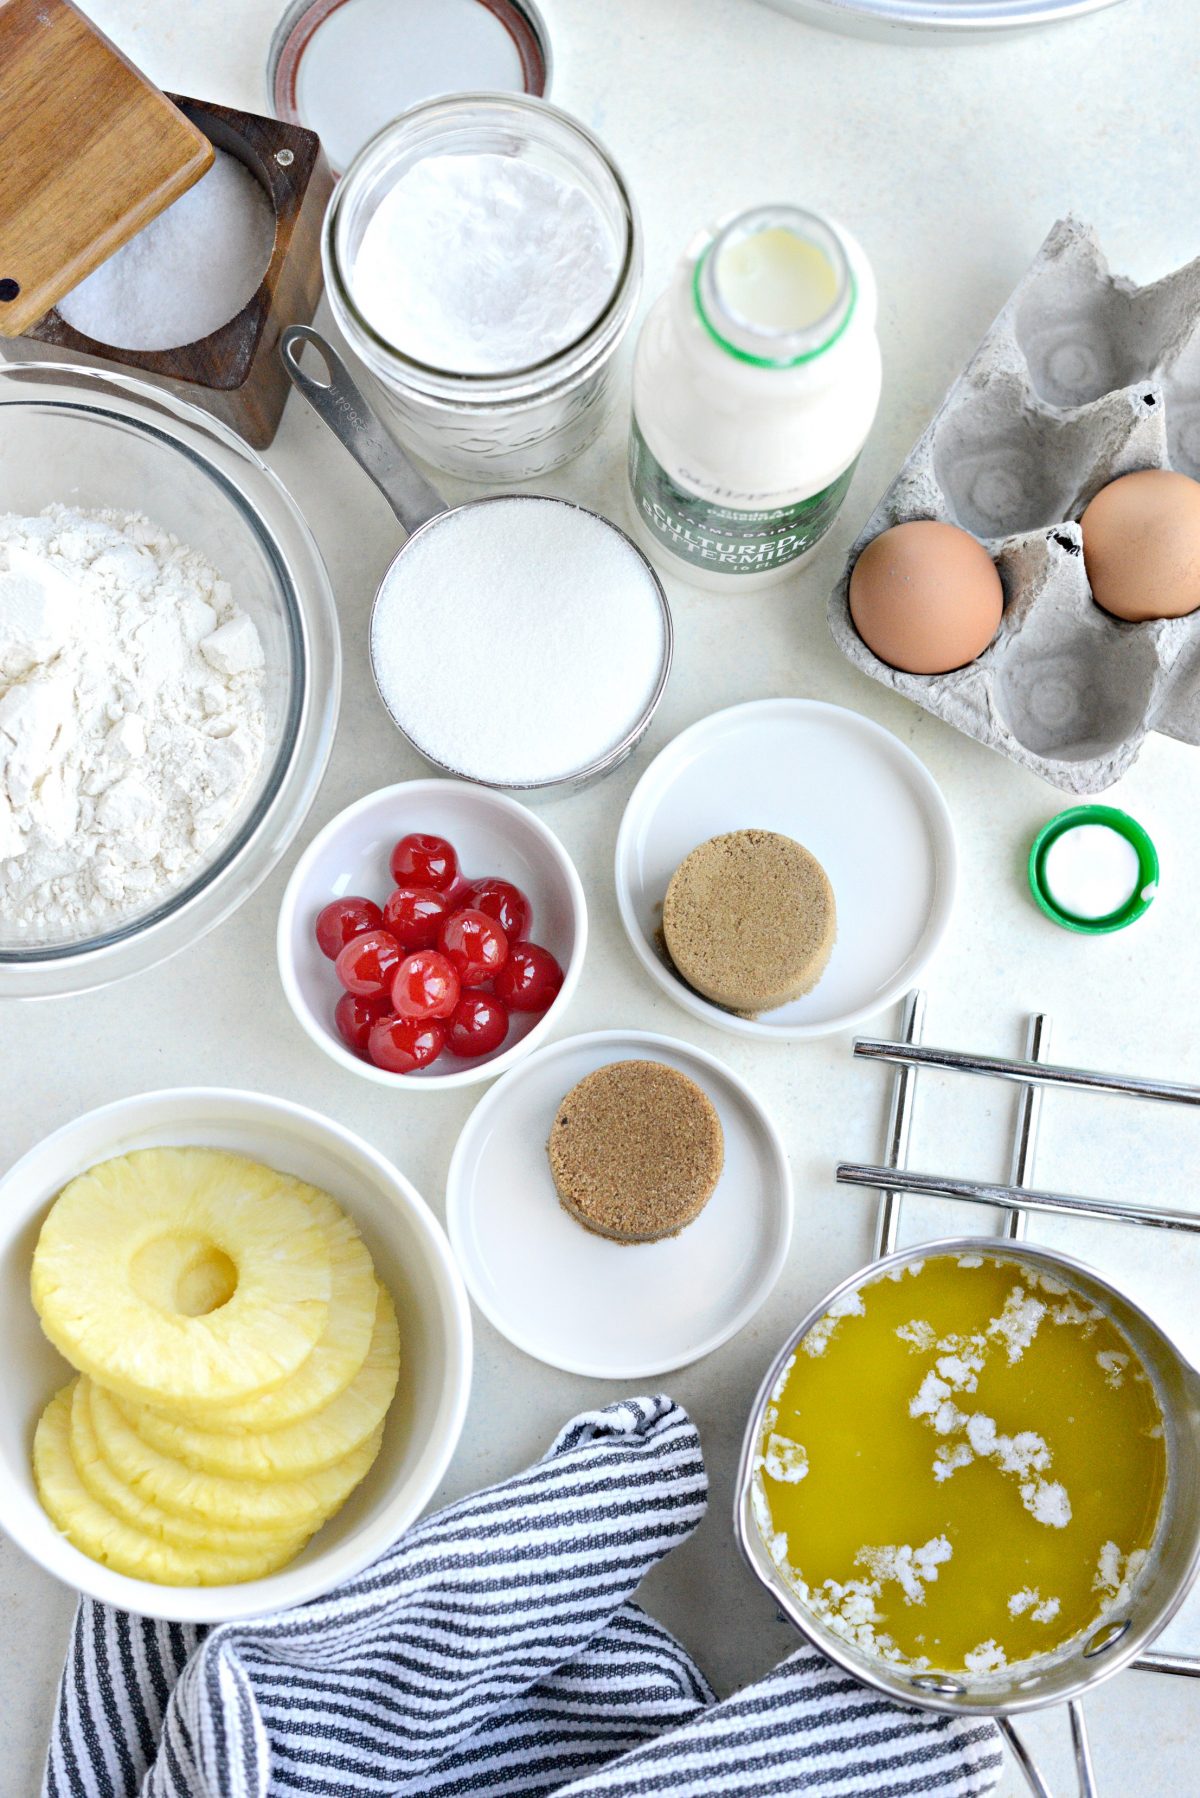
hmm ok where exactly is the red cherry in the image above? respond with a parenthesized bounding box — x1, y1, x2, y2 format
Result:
(333, 990, 389, 1057)
(382, 885, 451, 951)
(446, 991, 510, 1059)
(438, 908, 509, 985)
(335, 928, 402, 996)
(367, 1014, 446, 1074)
(494, 942, 563, 1013)
(391, 950, 460, 1021)
(315, 896, 382, 960)
(459, 878, 530, 942)
(389, 833, 458, 892)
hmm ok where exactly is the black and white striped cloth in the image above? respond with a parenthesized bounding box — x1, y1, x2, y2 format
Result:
(43, 1396, 1003, 1798)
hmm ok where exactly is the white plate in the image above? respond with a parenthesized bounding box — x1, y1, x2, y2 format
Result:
(614, 699, 957, 1041)
(446, 1030, 793, 1378)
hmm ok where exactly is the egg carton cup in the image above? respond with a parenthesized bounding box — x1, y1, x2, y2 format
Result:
(828, 217, 1200, 793)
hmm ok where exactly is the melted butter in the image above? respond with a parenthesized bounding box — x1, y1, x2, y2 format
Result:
(756, 1254, 1166, 1675)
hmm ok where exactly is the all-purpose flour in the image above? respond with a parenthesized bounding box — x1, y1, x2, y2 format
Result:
(0, 506, 266, 941)
(350, 151, 619, 374)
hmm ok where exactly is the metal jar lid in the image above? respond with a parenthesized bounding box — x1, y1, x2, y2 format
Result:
(267, 0, 551, 176)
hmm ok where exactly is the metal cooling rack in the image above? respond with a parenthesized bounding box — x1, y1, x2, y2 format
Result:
(837, 988, 1200, 1690)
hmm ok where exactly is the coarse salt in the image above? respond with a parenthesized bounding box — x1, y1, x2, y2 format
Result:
(57, 149, 275, 352)
(371, 498, 664, 786)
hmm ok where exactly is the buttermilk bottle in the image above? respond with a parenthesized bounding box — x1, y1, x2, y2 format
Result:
(628, 205, 880, 592)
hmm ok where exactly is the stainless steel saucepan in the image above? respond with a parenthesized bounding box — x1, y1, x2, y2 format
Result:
(735, 1236, 1200, 1798)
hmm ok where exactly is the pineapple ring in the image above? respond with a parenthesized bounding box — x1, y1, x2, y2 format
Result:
(201, 1201, 379, 1433)
(87, 1379, 385, 1531)
(129, 1287, 400, 1480)
(69, 1380, 298, 1552)
(32, 1149, 333, 1412)
(34, 1386, 310, 1588)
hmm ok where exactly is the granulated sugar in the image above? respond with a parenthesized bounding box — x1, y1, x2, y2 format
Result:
(350, 152, 619, 374)
(57, 149, 275, 352)
(371, 498, 664, 786)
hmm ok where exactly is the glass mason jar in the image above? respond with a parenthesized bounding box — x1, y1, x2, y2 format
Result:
(324, 93, 642, 482)
(628, 205, 881, 592)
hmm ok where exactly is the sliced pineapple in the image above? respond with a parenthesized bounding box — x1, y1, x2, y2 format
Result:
(202, 1186, 379, 1432)
(130, 1286, 400, 1479)
(69, 1379, 297, 1552)
(35, 1385, 310, 1587)
(32, 1149, 332, 1412)
(87, 1378, 385, 1531)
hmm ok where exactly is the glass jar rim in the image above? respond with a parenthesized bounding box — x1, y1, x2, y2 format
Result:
(325, 91, 639, 392)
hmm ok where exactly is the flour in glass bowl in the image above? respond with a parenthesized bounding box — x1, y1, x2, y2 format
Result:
(349, 152, 621, 374)
(0, 506, 266, 944)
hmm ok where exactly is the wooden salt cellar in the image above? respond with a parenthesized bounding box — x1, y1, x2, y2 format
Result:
(0, 0, 212, 336)
(27, 96, 334, 449)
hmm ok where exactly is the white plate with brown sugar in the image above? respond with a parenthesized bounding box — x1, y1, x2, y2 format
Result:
(445, 1029, 793, 1378)
(614, 699, 957, 1041)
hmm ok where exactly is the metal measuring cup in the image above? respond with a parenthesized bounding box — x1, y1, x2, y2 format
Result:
(735, 1235, 1200, 1798)
(280, 325, 673, 796)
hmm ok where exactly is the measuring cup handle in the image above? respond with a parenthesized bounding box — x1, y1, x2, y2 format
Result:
(280, 325, 447, 538)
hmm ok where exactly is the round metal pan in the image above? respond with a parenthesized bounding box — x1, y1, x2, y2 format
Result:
(755, 0, 1126, 41)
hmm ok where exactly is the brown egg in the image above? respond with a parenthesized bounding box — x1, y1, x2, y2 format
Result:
(1080, 468, 1200, 622)
(848, 520, 1004, 675)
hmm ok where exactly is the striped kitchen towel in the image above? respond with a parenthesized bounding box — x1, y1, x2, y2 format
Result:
(43, 1395, 1003, 1798)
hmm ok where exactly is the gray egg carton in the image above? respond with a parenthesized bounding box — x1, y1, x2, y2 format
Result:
(828, 217, 1200, 793)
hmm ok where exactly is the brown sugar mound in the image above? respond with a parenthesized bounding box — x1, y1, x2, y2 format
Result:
(662, 829, 835, 1014)
(547, 1060, 725, 1244)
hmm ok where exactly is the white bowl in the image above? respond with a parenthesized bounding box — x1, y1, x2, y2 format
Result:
(614, 699, 957, 1041)
(278, 780, 588, 1089)
(0, 1088, 472, 1623)
(447, 1029, 793, 1378)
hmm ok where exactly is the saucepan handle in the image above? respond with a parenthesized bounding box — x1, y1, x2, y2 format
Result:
(997, 1702, 1098, 1798)
(280, 325, 447, 538)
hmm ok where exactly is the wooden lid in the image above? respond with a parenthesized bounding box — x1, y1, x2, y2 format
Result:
(0, 0, 213, 336)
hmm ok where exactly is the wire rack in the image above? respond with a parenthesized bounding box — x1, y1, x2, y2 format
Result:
(837, 988, 1200, 1689)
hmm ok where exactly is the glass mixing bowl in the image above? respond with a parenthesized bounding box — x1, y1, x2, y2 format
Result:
(0, 363, 339, 998)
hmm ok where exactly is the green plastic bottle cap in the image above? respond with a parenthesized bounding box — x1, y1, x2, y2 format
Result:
(1027, 805, 1159, 936)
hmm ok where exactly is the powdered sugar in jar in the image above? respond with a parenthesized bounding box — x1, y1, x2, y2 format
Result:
(324, 94, 642, 482)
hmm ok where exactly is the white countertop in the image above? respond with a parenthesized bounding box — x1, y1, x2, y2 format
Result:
(5, 0, 1200, 1790)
